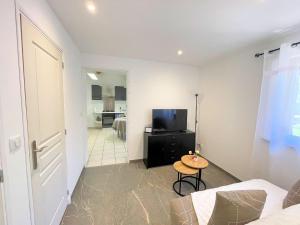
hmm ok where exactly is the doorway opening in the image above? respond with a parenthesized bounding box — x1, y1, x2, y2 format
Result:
(84, 68, 128, 167)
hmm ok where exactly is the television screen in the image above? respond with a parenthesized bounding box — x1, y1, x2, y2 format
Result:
(152, 109, 187, 132)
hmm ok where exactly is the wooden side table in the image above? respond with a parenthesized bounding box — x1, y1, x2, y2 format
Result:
(181, 155, 209, 191)
(173, 161, 198, 196)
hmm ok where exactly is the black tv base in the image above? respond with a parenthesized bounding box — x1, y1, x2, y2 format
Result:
(143, 130, 195, 168)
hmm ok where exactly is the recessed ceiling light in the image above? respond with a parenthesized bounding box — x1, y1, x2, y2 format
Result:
(177, 50, 183, 56)
(87, 73, 98, 80)
(86, 1, 96, 13)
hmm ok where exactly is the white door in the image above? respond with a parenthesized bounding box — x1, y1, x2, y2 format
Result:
(20, 15, 68, 225)
(0, 172, 6, 225)
(0, 134, 6, 225)
(0, 70, 8, 225)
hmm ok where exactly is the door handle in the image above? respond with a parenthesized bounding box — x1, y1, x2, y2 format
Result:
(32, 140, 47, 169)
(33, 146, 47, 153)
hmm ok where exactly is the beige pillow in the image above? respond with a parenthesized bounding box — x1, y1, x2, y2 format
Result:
(208, 190, 267, 225)
(283, 180, 300, 209)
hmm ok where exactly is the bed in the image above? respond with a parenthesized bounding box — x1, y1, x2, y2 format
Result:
(170, 179, 288, 225)
(112, 117, 126, 140)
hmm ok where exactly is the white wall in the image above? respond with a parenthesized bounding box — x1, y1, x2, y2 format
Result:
(82, 54, 201, 160)
(0, 0, 86, 224)
(0, 1, 32, 224)
(85, 72, 127, 127)
(198, 30, 300, 189)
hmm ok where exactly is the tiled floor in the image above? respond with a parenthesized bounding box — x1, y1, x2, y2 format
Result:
(86, 128, 128, 167)
(61, 161, 239, 225)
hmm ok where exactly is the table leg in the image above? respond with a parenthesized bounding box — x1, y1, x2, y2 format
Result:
(179, 173, 182, 194)
(196, 171, 199, 191)
(200, 170, 202, 190)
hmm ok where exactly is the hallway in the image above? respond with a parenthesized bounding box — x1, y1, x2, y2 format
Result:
(86, 128, 128, 167)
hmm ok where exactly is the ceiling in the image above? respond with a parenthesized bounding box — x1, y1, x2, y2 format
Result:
(47, 0, 300, 66)
(83, 68, 127, 80)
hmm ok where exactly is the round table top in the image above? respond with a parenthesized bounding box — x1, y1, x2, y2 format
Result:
(181, 155, 209, 169)
(173, 161, 198, 175)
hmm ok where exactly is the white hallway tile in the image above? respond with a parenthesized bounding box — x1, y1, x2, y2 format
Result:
(86, 128, 128, 168)
(115, 152, 128, 158)
(116, 157, 128, 164)
(102, 159, 116, 165)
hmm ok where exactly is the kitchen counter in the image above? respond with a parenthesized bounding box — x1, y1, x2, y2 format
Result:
(94, 111, 126, 114)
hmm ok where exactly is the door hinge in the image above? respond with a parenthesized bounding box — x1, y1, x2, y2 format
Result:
(0, 170, 4, 183)
(65, 129, 67, 135)
(62, 62, 64, 69)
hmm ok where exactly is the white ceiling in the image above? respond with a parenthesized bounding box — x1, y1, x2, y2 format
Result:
(84, 68, 127, 80)
(47, 0, 300, 66)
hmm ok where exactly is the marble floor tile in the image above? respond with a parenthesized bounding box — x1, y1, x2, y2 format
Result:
(62, 160, 239, 225)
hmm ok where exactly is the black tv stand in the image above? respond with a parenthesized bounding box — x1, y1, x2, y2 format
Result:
(143, 130, 195, 168)
(152, 130, 187, 134)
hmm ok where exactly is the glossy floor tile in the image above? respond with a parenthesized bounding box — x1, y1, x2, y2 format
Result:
(61, 160, 239, 225)
(86, 128, 128, 167)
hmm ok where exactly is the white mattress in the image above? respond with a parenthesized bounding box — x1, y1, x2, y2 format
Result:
(191, 179, 288, 225)
(246, 204, 300, 225)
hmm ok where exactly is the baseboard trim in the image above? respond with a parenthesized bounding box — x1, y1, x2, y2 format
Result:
(129, 159, 143, 163)
(129, 157, 241, 182)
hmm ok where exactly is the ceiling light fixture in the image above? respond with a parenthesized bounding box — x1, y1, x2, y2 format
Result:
(86, 1, 96, 13)
(87, 73, 98, 80)
(177, 50, 183, 56)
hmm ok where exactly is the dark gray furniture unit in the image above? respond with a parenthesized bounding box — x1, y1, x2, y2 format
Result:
(102, 113, 115, 127)
(91, 85, 102, 100)
(115, 86, 126, 100)
(143, 131, 195, 168)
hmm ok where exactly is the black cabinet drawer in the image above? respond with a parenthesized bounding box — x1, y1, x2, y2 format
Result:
(143, 131, 195, 168)
(168, 148, 177, 154)
(168, 142, 178, 148)
(168, 135, 178, 142)
(168, 155, 177, 164)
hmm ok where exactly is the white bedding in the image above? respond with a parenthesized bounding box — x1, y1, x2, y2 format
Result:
(191, 179, 288, 225)
(246, 204, 300, 225)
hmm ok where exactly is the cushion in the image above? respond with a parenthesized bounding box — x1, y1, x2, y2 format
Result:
(208, 190, 267, 225)
(246, 204, 300, 225)
(191, 179, 288, 225)
(283, 180, 300, 209)
(170, 195, 199, 225)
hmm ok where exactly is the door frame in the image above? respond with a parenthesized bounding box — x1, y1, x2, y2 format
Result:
(14, 5, 66, 225)
(84, 68, 129, 164)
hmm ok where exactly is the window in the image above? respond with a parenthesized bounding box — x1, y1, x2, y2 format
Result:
(258, 43, 300, 150)
(292, 73, 300, 137)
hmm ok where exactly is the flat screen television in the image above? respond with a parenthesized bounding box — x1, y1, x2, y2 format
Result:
(152, 109, 187, 132)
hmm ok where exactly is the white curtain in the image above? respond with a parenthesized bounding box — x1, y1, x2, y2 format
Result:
(257, 43, 300, 151)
